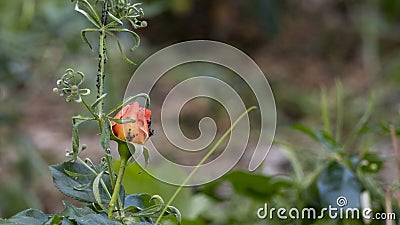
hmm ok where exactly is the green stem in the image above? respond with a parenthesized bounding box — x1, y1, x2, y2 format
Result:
(106, 154, 115, 190)
(108, 142, 131, 219)
(154, 106, 257, 224)
(98, 2, 115, 202)
(81, 97, 97, 118)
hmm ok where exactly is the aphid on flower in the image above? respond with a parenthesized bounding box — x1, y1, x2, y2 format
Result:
(148, 117, 154, 137)
(111, 102, 152, 144)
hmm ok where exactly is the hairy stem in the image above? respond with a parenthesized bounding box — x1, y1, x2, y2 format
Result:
(97, 1, 108, 116)
(97, 1, 117, 201)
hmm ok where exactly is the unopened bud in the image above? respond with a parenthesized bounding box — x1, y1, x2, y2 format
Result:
(141, 21, 148, 28)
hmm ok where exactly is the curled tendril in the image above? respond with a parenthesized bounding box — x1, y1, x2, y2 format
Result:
(53, 68, 91, 103)
(111, 1, 147, 29)
(76, 0, 146, 64)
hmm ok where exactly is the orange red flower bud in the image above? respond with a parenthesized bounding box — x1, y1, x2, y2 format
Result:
(111, 102, 152, 144)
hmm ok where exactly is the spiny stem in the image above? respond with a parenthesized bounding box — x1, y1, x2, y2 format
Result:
(108, 143, 130, 219)
(155, 106, 257, 224)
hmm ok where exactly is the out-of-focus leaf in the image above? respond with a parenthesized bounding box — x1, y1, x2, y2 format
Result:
(362, 123, 400, 136)
(0, 180, 42, 218)
(381, 0, 400, 20)
(181, 217, 206, 225)
(317, 162, 362, 209)
(320, 88, 332, 136)
(293, 124, 341, 152)
(201, 170, 292, 201)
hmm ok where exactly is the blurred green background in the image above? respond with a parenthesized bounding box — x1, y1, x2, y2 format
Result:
(1, 0, 400, 224)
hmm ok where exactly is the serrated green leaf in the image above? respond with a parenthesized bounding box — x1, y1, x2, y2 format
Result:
(50, 161, 122, 204)
(0, 209, 48, 225)
(124, 193, 152, 209)
(59, 201, 122, 225)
